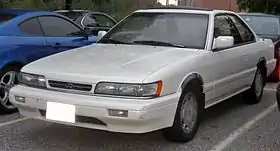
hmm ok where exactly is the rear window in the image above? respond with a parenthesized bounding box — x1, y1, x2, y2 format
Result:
(0, 13, 16, 23)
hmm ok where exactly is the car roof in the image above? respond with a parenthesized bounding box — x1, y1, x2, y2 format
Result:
(136, 6, 234, 15)
(54, 9, 91, 13)
(146, 6, 213, 11)
(238, 12, 279, 18)
(0, 9, 48, 16)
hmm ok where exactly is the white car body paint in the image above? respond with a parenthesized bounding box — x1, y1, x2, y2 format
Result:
(9, 8, 276, 133)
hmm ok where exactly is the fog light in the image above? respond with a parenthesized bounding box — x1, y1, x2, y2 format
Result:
(108, 109, 128, 117)
(15, 96, 25, 103)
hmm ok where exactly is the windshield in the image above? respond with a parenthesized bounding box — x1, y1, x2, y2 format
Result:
(98, 13, 209, 49)
(0, 13, 16, 23)
(240, 15, 280, 35)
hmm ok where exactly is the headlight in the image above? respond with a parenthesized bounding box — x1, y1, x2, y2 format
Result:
(94, 81, 162, 97)
(18, 72, 46, 88)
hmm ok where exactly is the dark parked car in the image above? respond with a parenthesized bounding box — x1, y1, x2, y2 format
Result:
(239, 13, 280, 82)
(0, 9, 96, 114)
(54, 10, 117, 36)
(277, 83, 280, 110)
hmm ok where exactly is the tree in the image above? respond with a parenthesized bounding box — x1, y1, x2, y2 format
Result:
(237, 0, 280, 14)
(92, 0, 110, 11)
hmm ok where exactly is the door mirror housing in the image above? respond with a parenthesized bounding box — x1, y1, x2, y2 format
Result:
(213, 36, 234, 50)
(97, 30, 107, 41)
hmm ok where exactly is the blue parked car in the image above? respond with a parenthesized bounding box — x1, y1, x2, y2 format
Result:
(0, 9, 97, 113)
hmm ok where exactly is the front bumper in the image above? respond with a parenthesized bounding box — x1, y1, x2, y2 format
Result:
(9, 85, 180, 133)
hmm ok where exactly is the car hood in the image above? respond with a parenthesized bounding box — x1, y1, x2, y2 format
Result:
(22, 44, 205, 83)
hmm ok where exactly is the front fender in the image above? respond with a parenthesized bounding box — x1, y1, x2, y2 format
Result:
(0, 46, 26, 70)
(179, 72, 204, 92)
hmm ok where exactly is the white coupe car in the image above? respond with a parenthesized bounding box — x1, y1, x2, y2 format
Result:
(9, 7, 276, 142)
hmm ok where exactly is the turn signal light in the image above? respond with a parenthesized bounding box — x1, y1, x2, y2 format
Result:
(108, 109, 128, 117)
(15, 96, 25, 103)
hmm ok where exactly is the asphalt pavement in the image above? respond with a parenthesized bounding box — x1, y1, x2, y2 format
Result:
(0, 83, 279, 151)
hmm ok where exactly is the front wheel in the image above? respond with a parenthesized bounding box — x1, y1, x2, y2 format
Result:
(162, 81, 204, 143)
(0, 65, 21, 114)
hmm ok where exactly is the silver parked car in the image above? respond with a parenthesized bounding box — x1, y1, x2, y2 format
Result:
(10, 7, 276, 143)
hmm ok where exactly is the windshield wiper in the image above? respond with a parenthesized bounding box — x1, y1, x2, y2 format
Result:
(132, 40, 186, 48)
(99, 38, 132, 44)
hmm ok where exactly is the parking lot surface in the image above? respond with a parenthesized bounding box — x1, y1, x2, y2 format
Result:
(0, 83, 279, 151)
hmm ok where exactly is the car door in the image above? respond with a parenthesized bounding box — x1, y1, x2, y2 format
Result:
(208, 14, 250, 104)
(81, 13, 117, 36)
(37, 15, 94, 53)
(227, 14, 259, 82)
(17, 17, 52, 62)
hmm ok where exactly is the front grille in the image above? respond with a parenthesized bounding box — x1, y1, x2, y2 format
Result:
(48, 80, 92, 92)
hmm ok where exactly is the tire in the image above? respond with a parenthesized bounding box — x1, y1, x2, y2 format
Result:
(277, 84, 280, 111)
(267, 71, 279, 82)
(243, 66, 265, 104)
(0, 65, 21, 114)
(162, 80, 204, 143)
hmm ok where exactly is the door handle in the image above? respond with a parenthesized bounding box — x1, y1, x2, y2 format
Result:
(52, 42, 61, 48)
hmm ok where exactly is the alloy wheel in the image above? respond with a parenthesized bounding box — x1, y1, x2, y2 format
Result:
(0, 71, 17, 109)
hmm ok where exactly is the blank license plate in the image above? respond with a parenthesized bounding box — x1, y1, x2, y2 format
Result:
(46, 102, 75, 123)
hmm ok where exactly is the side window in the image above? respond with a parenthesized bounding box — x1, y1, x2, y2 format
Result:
(214, 15, 243, 45)
(19, 18, 44, 36)
(228, 15, 255, 43)
(38, 16, 82, 37)
(83, 14, 115, 28)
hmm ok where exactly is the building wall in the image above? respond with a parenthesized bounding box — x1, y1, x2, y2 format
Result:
(179, 0, 239, 12)
(158, 0, 179, 6)
(201, 0, 238, 11)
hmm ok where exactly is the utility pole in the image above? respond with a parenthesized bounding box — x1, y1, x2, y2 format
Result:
(166, 0, 169, 5)
(228, 0, 232, 10)
(265, 0, 269, 13)
(65, 0, 72, 10)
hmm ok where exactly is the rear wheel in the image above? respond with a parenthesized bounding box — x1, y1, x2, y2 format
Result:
(162, 81, 204, 142)
(0, 65, 21, 114)
(243, 66, 265, 104)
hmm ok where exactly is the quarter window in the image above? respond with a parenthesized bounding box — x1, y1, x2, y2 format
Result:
(228, 15, 255, 43)
(38, 16, 82, 37)
(19, 18, 44, 36)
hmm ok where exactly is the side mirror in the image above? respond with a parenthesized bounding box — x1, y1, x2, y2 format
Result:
(213, 36, 234, 50)
(83, 27, 92, 40)
(97, 30, 107, 41)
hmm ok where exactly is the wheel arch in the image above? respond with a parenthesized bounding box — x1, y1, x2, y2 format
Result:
(257, 57, 267, 77)
(0, 61, 24, 71)
(180, 73, 204, 93)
